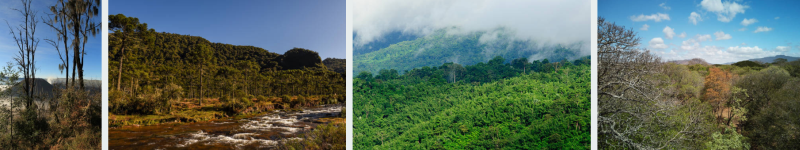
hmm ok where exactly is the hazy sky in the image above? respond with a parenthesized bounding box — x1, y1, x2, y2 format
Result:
(0, 0, 102, 79)
(601, 0, 800, 64)
(110, 0, 345, 59)
(354, 0, 590, 55)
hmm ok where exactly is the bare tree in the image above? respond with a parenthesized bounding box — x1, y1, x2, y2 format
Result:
(6, 0, 40, 108)
(598, 17, 708, 149)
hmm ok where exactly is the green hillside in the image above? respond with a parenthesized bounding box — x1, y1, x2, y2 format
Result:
(354, 57, 590, 149)
(354, 28, 583, 74)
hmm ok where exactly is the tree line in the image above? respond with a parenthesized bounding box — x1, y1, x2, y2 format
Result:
(108, 14, 345, 115)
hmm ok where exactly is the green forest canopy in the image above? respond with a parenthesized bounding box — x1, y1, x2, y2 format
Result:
(355, 56, 590, 149)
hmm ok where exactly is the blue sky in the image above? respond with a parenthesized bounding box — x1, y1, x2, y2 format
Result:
(0, 0, 102, 80)
(600, 0, 800, 64)
(110, 0, 345, 59)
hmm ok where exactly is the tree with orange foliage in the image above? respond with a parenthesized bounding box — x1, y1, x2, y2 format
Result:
(703, 67, 735, 122)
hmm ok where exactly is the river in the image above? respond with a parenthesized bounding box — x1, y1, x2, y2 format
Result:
(108, 105, 343, 149)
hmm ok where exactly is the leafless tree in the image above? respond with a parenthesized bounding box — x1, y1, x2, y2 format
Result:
(598, 17, 708, 149)
(6, 0, 39, 108)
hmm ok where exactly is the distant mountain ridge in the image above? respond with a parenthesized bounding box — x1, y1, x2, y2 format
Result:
(354, 28, 587, 74)
(723, 55, 800, 64)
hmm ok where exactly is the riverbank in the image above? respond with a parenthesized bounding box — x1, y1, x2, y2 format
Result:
(109, 95, 342, 127)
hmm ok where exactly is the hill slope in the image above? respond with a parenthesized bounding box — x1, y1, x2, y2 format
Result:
(354, 60, 590, 149)
(354, 28, 585, 74)
(723, 55, 800, 64)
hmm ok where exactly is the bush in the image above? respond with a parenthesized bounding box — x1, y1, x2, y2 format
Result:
(240, 97, 253, 108)
(219, 95, 231, 104)
(280, 95, 291, 104)
(296, 96, 307, 107)
(280, 123, 345, 150)
(257, 95, 269, 103)
(109, 90, 126, 114)
(161, 83, 184, 113)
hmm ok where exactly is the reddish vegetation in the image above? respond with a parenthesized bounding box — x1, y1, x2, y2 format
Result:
(703, 67, 736, 122)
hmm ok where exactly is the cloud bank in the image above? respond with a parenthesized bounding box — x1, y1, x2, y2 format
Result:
(699, 0, 749, 22)
(630, 13, 671, 22)
(354, 0, 590, 52)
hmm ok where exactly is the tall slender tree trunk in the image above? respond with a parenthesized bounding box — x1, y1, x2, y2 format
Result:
(72, 12, 82, 89)
(117, 46, 125, 91)
(200, 67, 203, 106)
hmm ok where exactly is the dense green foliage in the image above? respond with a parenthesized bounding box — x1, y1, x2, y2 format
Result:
(355, 57, 590, 149)
(354, 28, 584, 75)
(731, 64, 800, 149)
(108, 14, 345, 115)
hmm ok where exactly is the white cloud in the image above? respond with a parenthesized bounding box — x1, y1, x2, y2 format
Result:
(740, 18, 758, 26)
(679, 34, 711, 50)
(738, 28, 746, 31)
(663, 26, 675, 39)
(648, 37, 669, 49)
(689, 12, 703, 25)
(630, 13, 671, 22)
(699, 0, 749, 22)
(681, 38, 702, 50)
(727, 46, 764, 54)
(753, 26, 773, 33)
(696, 34, 712, 42)
(714, 31, 732, 40)
(776, 46, 790, 52)
(640, 24, 650, 31)
(775, 17, 780, 20)
(660, 3, 671, 10)
(679, 32, 687, 38)
(353, 0, 590, 52)
(740, 43, 746, 46)
(661, 35, 784, 63)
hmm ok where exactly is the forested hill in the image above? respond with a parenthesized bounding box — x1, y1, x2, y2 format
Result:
(353, 28, 586, 74)
(119, 31, 327, 73)
(323, 58, 346, 75)
(109, 14, 345, 99)
(354, 56, 591, 149)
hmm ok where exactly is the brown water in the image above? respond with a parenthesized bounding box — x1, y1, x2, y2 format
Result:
(109, 105, 342, 150)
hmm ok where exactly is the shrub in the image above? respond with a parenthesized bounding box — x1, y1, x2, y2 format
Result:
(296, 96, 307, 107)
(280, 123, 345, 150)
(240, 97, 253, 108)
(280, 95, 291, 104)
(161, 83, 184, 113)
(219, 95, 231, 104)
(108, 90, 126, 114)
(257, 95, 269, 103)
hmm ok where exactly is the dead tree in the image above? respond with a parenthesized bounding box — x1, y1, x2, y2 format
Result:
(6, 0, 40, 108)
